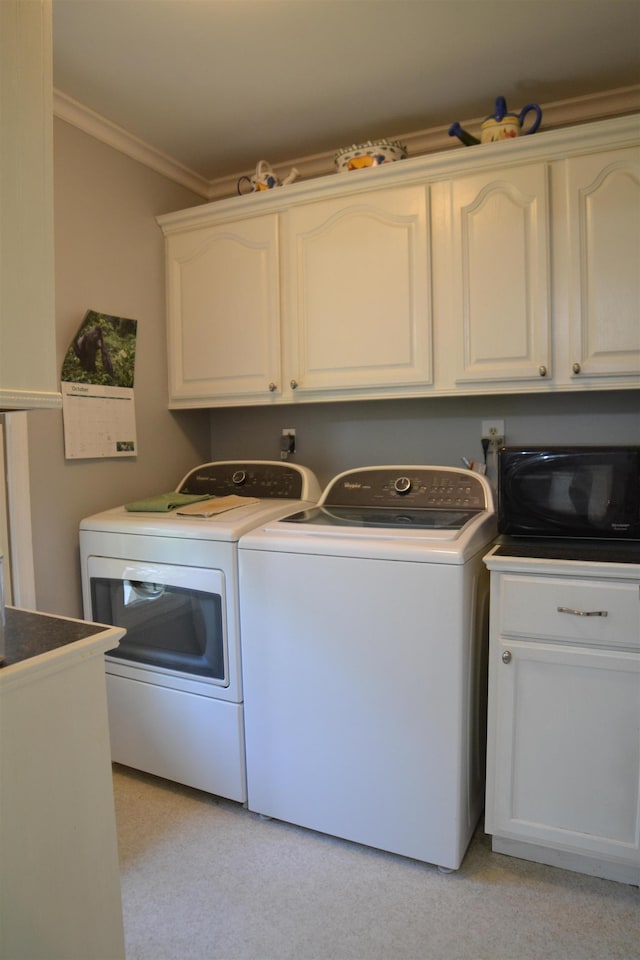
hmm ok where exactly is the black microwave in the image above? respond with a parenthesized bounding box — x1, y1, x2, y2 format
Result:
(498, 446, 640, 540)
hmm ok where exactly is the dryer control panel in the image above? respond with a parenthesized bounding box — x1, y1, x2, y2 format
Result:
(178, 461, 314, 500)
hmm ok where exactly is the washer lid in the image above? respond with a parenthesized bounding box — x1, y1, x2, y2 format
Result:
(245, 466, 496, 552)
(283, 504, 483, 531)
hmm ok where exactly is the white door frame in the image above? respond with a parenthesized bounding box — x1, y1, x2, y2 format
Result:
(2, 412, 36, 609)
(0, 419, 11, 604)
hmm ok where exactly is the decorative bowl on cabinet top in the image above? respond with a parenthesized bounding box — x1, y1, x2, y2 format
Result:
(334, 138, 407, 172)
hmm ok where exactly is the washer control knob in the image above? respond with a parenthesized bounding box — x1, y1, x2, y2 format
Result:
(232, 470, 247, 486)
(394, 476, 412, 495)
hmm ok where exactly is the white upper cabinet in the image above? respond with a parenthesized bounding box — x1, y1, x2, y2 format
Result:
(435, 164, 551, 387)
(161, 186, 431, 407)
(0, 0, 60, 410)
(282, 186, 431, 398)
(554, 146, 640, 383)
(159, 116, 639, 408)
(164, 214, 281, 403)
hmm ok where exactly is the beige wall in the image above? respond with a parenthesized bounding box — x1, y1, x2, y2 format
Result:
(27, 119, 210, 617)
(207, 391, 640, 493)
(24, 117, 640, 618)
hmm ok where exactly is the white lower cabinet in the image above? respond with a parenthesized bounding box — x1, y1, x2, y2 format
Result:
(484, 553, 640, 885)
(1, 615, 126, 959)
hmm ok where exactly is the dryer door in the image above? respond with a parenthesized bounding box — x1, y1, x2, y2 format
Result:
(86, 556, 229, 688)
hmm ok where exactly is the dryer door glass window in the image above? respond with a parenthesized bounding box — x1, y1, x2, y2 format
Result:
(91, 577, 226, 682)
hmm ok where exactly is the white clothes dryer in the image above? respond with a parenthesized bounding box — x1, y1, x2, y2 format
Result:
(79, 460, 320, 801)
(239, 465, 497, 870)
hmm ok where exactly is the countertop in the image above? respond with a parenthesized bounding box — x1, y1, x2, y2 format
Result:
(489, 537, 640, 565)
(484, 538, 640, 577)
(1, 606, 124, 676)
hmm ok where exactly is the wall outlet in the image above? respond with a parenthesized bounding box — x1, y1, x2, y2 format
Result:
(481, 420, 505, 440)
(280, 428, 296, 459)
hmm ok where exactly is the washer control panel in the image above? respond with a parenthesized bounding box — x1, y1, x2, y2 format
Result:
(324, 468, 489, 510)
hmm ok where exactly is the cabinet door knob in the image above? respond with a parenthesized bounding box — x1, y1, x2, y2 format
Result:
(268, 382, 277, 392)
(538, 365, 548, 377)
(501, 650, 512, 664)
(572, 362, 581, 375)
(290, 379, 299, 390)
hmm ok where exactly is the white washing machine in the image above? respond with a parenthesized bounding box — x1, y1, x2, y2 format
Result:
(79, 460, 320, 801)
(239, 465, 497, 870)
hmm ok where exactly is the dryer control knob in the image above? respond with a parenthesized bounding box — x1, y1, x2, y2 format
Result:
(394, 476, 412, 495)
(232, 470, 247, 486)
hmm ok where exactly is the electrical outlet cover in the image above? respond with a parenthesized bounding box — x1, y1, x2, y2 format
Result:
(481, 419, 505, 439)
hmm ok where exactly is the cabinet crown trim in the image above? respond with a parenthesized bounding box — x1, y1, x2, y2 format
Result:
(158, 115, 640, 233)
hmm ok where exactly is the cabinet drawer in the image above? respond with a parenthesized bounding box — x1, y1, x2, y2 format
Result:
(499, 575, 639, 648)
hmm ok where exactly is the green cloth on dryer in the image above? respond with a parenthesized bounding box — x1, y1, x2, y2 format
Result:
(124, 492, 210, 512)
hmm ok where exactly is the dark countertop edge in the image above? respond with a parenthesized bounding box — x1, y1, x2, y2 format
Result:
(1, 606, 123, 671)
(484, 538, 640, 570)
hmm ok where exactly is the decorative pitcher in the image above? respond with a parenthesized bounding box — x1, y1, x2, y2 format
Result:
(238, 160, 300, 195)
(449, 96, 542, 147)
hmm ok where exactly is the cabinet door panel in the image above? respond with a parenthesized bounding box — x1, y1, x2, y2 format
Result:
(488, 640, 640, 860)
(284, 186, 431, 393)
(450, 164, 550, 384)
(166, 215, 281, 403)
(565, 147, 640, 379)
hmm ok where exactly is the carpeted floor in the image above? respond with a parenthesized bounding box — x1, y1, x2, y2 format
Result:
(112, 764, 639, 960)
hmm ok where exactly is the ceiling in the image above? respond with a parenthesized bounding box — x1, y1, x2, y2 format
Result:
(52, 0, 640, 182)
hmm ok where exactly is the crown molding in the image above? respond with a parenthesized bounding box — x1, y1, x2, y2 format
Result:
(54, 85, 640, 204)
(53, 90, 212, 198)
(157, 115, 640, 235)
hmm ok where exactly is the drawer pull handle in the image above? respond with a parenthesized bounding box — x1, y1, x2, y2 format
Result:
(557, 606, 608, 618)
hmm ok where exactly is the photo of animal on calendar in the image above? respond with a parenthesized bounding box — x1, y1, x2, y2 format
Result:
(61, 309, 138, 460)
(61, 309, 137, 388)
